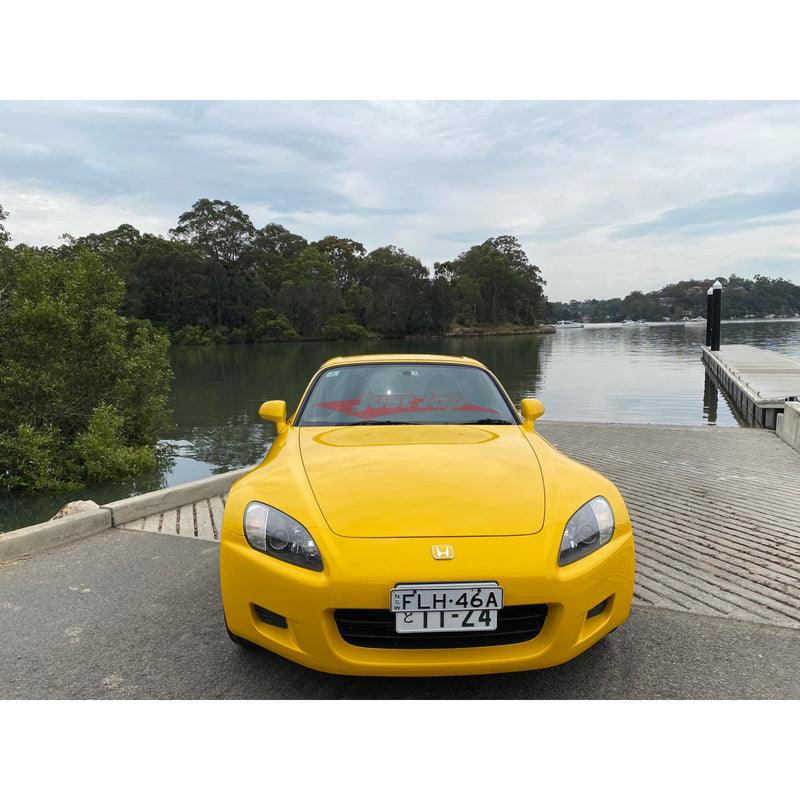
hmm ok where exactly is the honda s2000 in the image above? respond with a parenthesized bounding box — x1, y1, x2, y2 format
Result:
(220, 354, 635, 676)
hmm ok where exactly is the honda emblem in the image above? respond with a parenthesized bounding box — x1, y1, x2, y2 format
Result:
(431, 544, 454, 560)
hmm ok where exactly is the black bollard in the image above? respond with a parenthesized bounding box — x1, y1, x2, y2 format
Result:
(706, 288, 713, 347)
(710, 280, 722, 351)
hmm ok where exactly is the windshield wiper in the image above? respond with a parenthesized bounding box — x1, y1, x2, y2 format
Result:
(344, 420, 419, 426)
(462, 418, 514, 425)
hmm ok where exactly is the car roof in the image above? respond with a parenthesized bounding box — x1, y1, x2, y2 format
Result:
(318, 354, 486, 369)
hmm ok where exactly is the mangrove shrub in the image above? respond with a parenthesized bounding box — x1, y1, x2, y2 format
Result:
(0, 248, 173, 492)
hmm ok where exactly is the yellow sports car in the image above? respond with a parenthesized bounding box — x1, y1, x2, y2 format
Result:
(220, 354, 635, 676)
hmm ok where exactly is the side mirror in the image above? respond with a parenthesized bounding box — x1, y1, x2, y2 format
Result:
(520, 398, 545, 430)
(258, 400, 287, 429)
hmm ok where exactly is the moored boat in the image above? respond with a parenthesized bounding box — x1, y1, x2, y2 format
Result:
(555, 320, 584, 329)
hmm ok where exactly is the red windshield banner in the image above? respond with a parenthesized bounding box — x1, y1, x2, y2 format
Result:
(316, 392, 499, 420)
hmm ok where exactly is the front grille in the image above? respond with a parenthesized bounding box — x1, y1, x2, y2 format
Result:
(334, 605, 548, 649)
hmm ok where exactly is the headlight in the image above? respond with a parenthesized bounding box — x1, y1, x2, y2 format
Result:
(243, 502, 323, 572)
(558, 496, 615, 566)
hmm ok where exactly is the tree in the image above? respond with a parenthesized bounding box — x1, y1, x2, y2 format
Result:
(492, 235, 547, 325)
(312, 235, 367, 292)
(0, 205, 12, 312)
(249, 223, 309, 291)
(277, 279, 342, 337)
(248, 308, 300, 342)
(426, 274, 456, 335)
(321, 313, 368, 341)
(169, 198, 256, 264)
(275, 246, 341, 335)
(125, 235, 215, 329)
(287, 245, 336, 284)
(356, 246, 429, 336)
(0, 203, 9, 246)
(59, 223, 142, 276)
(619, 290, 663, 321)
(443, 236, 547, 326)
(0, 249, 172, 492)
(169, 199, 259, 327)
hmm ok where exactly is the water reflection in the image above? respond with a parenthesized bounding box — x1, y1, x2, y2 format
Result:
(703, 372, 718, 424)
(525, 323, 737, 425)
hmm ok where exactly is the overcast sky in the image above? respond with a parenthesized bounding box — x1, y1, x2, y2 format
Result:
(3, 8, 799, 304)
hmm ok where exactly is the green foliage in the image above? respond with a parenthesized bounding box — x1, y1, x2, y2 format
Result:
(74, 403, 156, 483)
(354, 245, 430, 336)
(0, 203, 10, 246)
(169, 198, 256, 263)
(0, 249, 127, 437)
(312, 236, 366, 291)
(0, 406, 157, 492)
(248, 308, 300, 342)
(114, 319, 173, 442)
(227, 327, 249, 344)
(437, 236, 547, 327)
(551, 274, 800, 322)
(322, 314, 369, 341)
(276, 279, 342, 337)
(0, 424, 80, 493)
(124, 236, 213, 328)
(5, 199, 555, 346)
(171, 325, 229, 346)
(172, 325, 209, 345)
(15, 196, 799, 345)
(250, 223, 309, 291)
(0, 249, 172, 492)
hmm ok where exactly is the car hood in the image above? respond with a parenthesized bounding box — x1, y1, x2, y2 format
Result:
(298, 425, 545, 538)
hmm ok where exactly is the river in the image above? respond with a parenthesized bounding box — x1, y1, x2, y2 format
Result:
(2, 318, 800, 533)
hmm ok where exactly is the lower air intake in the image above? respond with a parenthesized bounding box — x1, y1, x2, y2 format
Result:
(334, 605, 548, 649)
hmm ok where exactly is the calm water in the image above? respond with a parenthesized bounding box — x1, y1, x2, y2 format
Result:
(3, 319, 800, 532)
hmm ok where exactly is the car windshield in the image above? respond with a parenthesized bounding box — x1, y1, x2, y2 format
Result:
(296, 363, 519, 427)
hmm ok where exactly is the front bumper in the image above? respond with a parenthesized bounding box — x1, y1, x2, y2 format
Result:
(220, 523, 635, 677)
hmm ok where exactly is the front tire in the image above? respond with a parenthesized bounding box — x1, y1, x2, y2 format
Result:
(226, 620, 255, 648)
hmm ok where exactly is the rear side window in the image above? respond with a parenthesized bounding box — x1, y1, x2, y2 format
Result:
(296, 363, 518, 426)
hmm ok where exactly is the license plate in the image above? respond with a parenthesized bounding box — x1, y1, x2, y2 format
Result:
(391, 582, 503, 634)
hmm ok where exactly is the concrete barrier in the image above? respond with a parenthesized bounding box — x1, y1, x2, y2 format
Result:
(104, 467, 251, 527)
(0, 507, 113, 562)
(777, 401, 800, 455)
(0, 466, 252, 561)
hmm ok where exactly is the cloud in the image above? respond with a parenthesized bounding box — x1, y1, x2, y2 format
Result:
(614, 189, 800, 239)
(2, 100, 800, 301)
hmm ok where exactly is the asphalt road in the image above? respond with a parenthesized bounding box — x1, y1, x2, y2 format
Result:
(2, 528, 798, 700)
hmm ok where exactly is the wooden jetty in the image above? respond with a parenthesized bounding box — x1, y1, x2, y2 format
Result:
(702, 344, 800, 450)
(702, 344, 800, 427)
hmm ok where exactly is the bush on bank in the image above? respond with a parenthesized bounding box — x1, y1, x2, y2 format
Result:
(169, 309, 370, 346)
(0, 248, 173, 493)
(322, 314, 369, 341)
